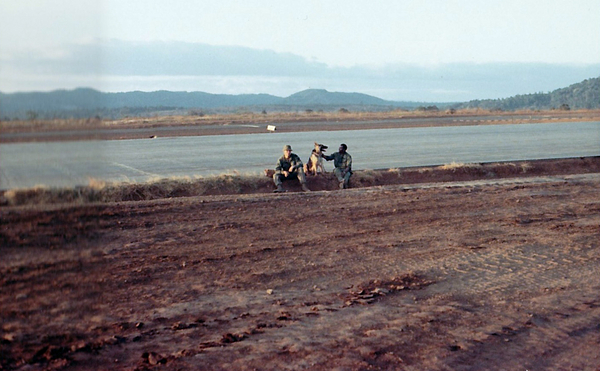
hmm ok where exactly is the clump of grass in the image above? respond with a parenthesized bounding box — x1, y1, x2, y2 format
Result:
(3, 185, 51, 205)
(520, 162, 532, 173)
(438, 162, 481, 171)
(87, 178, 108, 190)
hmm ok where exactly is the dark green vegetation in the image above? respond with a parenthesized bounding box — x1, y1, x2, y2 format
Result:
(456, 77, 599, 111)
(1, 77, 598, 120)
(0, 89, 420, 120)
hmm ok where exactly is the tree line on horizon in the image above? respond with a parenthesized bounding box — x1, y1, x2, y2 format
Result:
(0, 77, 598, 121)
(455, 77, 599, 111)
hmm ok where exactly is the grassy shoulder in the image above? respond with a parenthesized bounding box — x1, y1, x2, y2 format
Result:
(2, 157, 598, 206)
(2, 108, 600, 134)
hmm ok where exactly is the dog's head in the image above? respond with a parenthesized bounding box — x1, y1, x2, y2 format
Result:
(313, 142, 328, 154)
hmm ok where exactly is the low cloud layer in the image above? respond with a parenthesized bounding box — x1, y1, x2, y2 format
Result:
(1, 40, 598, 102)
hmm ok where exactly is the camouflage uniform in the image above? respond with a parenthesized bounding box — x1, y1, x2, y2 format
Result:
(273, 148, 309, 191)
(324, 151, 352, 188)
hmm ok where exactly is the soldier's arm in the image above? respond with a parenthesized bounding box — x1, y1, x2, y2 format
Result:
(275, 158, 284, 174)
(290, 155, 303, 171)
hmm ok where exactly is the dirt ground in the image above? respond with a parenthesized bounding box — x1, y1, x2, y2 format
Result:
(2, 113, 600, 370)
(1, 158, 600, 370)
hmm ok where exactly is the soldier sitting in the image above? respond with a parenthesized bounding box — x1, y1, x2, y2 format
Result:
(323, 143, 352, 189)
(273, 145, 310, 193)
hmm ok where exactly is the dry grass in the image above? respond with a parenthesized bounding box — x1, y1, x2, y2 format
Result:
(1, 158, 595, 206)
(0, 173, 273, 206)
(438, 162, 481, 171)
(519, 162, 532, 173)
(4, 108, 599, 134)
(486, 162, 532, 174)
(0, 168, 416, 206)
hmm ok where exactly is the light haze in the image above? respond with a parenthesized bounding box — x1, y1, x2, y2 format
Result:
(1, 0, 599, 101)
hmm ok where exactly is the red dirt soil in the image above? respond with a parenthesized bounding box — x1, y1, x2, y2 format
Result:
(1, 156, 599, 370)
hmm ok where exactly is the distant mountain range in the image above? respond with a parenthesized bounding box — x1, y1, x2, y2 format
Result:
(0, 88, 420, 120)
(1, 77, 598, 120)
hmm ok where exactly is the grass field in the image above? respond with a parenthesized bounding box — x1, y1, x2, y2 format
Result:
(2, 108, 599, 133)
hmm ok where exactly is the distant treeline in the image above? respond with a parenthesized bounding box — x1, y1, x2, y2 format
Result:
(455, 77, 599, 111)
(1, 77, 598, 120)
(0, 88, 426, 120)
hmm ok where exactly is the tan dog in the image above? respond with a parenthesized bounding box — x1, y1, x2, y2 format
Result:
(304, 142, 328, 175)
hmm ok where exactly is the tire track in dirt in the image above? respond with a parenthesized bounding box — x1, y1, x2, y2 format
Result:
(432, 243, 600, 298)
(1, 172, 599, 370)
(185, 175, 600, 369)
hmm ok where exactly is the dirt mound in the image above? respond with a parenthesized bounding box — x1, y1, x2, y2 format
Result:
(2, 157, 598, 206)
(1, 157, 598, 206)
(267, 156, 600, 193)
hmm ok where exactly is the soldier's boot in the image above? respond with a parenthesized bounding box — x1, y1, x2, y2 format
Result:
(339, 181, 345, 189)
(301, 183, 311, 192)
(274, 185, 285, 193)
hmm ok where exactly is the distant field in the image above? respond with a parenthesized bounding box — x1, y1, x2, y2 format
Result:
(1, 108, 599, 143)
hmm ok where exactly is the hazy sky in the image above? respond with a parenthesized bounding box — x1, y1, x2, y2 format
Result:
(1, 0, 599, 101)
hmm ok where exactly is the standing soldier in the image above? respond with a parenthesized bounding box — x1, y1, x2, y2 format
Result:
(273, 145, 310, 192)
(324, 143, 352, 189)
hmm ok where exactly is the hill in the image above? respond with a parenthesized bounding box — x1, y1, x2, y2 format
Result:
(456, 77, 600, 111)
(1, 77, 599, 120)
(0, 88, 286, 120)
(282, 89, 390, 106)
(0, 88, 412, 120)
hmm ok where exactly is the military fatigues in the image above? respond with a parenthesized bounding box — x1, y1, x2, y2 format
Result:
(324, 152, 352, 188)
(273, 153, 308, 188)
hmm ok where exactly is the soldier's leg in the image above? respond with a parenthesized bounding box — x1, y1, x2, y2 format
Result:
(297, 169, 310, 192)
(273, 173, 285, 192)
(333, 168, 344, 182)
(297, 169, 307, 184)
(343, 171, 352, 188)
(333, 168, 345, 188)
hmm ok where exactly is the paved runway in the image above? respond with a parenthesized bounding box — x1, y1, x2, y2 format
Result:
(1, 121, 598, 189)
